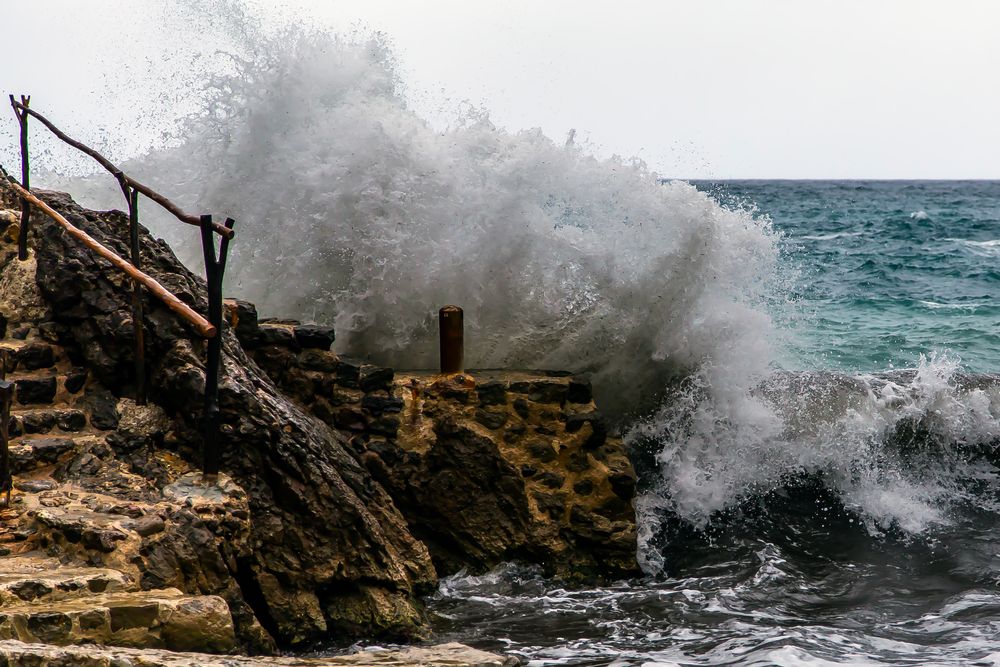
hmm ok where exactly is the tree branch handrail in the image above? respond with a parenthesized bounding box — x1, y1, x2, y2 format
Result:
(9, 99, 234, 240)
(5, 177, 217, 338)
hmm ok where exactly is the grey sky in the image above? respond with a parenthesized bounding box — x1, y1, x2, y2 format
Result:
(4, 1, 1000, 178)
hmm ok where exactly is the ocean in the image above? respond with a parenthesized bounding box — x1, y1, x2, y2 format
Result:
(710, 180, 1000, 374)
(421, 180, 1000, 666)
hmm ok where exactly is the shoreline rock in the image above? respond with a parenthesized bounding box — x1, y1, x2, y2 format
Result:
(0, 639, 517, 666)
(0, 175, 636, 661)
(238, 317, 639, 580)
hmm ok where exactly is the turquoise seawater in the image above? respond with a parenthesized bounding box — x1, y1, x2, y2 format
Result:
(696, 180, 1000, 374)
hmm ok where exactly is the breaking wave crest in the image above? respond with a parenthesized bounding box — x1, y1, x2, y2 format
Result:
(631, 353, 1000, 572)
(109, 25, 783, 415)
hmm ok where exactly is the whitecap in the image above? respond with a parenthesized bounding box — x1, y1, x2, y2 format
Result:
(800, 231, 863, 241)
(918, 300, 985, 312)
(944, 238, 1000, 257)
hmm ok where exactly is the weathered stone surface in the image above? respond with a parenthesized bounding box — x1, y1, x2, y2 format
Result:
(16, 342, 55, 370)
(0, 639, 516, 666)
(0, 180, 632, 663)
(224, 299, 260, 344)
(16, 376, 57, 405)
(292, 323, 335, 350)
(239, 317, 639, 582)
(361, 372, 638, 580)
(19, 186, 436, 648)
(0, 589, 235, 652)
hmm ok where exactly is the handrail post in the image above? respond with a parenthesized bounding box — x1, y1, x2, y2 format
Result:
(439, 305, 464, 374)
(10, 94, 31, 261)
(200, 214, 234, 478)
(116, 173, 146, 405)
(0, 351, 13, 507)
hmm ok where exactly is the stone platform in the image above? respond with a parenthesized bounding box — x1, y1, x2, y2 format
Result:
(0, 640, 517, 666)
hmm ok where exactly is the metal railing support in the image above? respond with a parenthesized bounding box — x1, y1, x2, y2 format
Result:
(439, 305, 464, 374)
(0, 350, 14, 506)
(5, 97, 240, 483)
(6, 178, 218, 338)
(10, 95, 30, 261)
(116, 173, 146, 405)
(8, 99, 233, 239)
(200, 214, 234, 477)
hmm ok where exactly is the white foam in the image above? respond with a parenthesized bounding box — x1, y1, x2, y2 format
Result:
(945, 238, 1000, 257)
(800, 231, 863, 241)
(75, 23, 782, 415)
(918, 300, 985, 312)
(632, 352, 1000, 560)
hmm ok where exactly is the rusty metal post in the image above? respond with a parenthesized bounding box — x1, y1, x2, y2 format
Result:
(10, 95, 31, 261)
(116, 175, 146, 405)
(200, 214, 234, 477)
(439, 305, 464, 374)
(0, 377, 13, 507)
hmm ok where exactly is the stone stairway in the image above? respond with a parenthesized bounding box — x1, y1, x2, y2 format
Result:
(0, 323, 241, 654)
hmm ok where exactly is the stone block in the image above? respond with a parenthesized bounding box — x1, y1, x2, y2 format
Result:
(293, 323, 335, 350)
(16, 376, 56, 405)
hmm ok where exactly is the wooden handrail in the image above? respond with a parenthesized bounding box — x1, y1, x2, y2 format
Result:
(5, 178, 217, 338)
(9, 99, 234, 240)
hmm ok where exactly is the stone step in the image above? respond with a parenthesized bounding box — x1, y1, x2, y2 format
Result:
(0, 639, 516, 666)
(10, 407, 88, 435)
(0, 588, 236, 653)
(0, 369, 88, 400)
(0, 556, 133, 605)
(13, 374, 59, 406)
(10, 435, 95, 475)
(5, 342, 58, 372)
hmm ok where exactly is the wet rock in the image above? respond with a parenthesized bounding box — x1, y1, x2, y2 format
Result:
(297, 349, 337, 373)
(224, 299, 259, 344)
(361, 393, 404, 415)
(132, 515, 166, 537)
(64, 368, 87, 394)
(14, 478, 58, 493)
(256, 324, 297, 348)
(16, 376, 56, 405)
(16, 343, 54, 370)
(527, 441, 557, 463)
(26, 187, 436, 648)
(567, 376, 593, 404)
(81, 388, 120, 430)
(292, 323, 335, 350)
(56, 410, 87, 432)
(22, 410, 57, 434)
(475, 408, 507, 430)
(476, 381, 507, 406)
(0, 639, 516, 666)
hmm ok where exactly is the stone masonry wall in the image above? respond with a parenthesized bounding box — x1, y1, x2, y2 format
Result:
(227, 300, 639, 581)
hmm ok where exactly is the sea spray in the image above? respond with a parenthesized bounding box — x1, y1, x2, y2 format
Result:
(631, 352, 1000, 570)
(105, 27, 784, 417)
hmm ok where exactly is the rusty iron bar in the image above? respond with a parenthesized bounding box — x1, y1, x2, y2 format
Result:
(10, 95, 31, 261)
(9, 100, 234, 240)
(6, 177, 218, 338)
(0, 375, 12, 507)
(439, 305, 464, 374)
(116, 173, 147, 406)
(200, 214, 234, 477)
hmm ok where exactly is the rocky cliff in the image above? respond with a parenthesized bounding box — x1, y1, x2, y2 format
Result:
(0, 173, 638, 655)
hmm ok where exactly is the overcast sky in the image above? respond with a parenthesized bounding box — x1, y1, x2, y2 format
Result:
(4, 1, 1000, 178)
